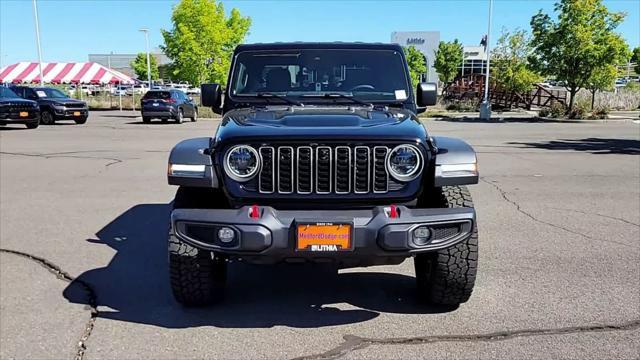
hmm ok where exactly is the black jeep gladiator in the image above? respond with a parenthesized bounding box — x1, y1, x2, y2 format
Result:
(167, 43, 479, 307)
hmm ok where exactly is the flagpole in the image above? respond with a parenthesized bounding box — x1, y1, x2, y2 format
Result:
(32, 0, 44, 85)
(480, 0, 493, 120)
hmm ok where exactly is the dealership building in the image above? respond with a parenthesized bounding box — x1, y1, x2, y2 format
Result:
(391, 31, 487, 83)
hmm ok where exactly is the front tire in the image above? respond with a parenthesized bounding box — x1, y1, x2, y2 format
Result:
(191, 108, 198, 122)
(40, 111, 55, 125)
(74, 117, 87, 125)
(415, 186, 478, 306)
(169, 187, 228, 306)
(142, 116, 151, 123)
(175, 109, 184, 124)
(25, 121, 39, 129)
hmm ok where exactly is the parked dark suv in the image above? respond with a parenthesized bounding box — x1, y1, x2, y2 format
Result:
(0, 87, 40, 129)
(141, 89, 198, 124)
(167, 43, 479, 307)
(11, 86, 88, 125)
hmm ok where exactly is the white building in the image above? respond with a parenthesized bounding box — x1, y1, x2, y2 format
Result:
(390, 31, 440, 83)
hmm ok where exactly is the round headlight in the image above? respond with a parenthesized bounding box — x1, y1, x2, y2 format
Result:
(224, 145, 260, 182)
(386, 144, 423, 181)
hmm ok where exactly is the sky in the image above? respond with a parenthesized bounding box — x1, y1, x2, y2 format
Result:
(1, 0, 638, 66)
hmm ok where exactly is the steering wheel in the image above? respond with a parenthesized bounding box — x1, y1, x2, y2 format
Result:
(349, 84, 375, 91)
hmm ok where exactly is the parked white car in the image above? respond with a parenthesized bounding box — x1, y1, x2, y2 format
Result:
(126, 84, 148, 95)
(186, 86, 201, 95)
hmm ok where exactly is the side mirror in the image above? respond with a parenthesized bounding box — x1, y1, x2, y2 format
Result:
(201, 83, 222, 114)
(416, 82, 438, 110)
(188, 96, 194, 102)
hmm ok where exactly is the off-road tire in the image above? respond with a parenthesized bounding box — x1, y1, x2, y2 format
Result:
(74, 117, 87, 125)
(175, 109, 184, 124)
(169, 187, 228, 306)
(40, 111, 55, 125)
(415, 185, 478, 306)
(142, 117, 151, 123)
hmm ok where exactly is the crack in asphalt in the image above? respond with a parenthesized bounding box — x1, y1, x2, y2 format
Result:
(0, 248, 98, 360)
(550, 207, 640, 227)
(292, 320, 640, 360)
(0, 151, 127, 167)
(479, 177, 634, 248)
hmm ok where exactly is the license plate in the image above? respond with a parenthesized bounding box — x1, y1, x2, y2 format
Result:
(153, 103, 159, 106)
(297, 223, 352, 251)
(73, 111, 81, 116)
(19, 112, 28, 117)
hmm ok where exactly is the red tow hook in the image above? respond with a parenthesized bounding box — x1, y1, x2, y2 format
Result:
(386, 204, 399, 219)
(249, 204, 260, 219)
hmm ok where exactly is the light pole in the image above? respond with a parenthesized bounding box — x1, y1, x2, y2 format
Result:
(479, 0, 493, 121)
(139, 28, 152, 88)
(32, 0, 44, 85)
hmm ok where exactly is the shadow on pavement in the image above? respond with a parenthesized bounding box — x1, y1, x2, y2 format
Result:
(431, 115, 570, 123)
(63, 204, 452, 329)
(100, 114, 140, 119)
(509, 137, 640, 155)
(125, 121, 179, 125)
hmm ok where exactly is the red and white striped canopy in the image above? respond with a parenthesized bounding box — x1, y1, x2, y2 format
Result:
(0, 62, 135, 85)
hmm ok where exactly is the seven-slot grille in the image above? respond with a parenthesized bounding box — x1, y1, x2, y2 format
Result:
(257, 145, 394, 194)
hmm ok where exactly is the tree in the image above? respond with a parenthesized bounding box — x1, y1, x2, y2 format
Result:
(585, 64, 617, 109)
(403, 46, 427, 87)
(433, 39, 463, 88)
(492, 28, 542, 94)
(529, 0, 630, 112)
(130, 53, 159, 80)
(161, 0, 251, 86)
(631, 47, 640, 74)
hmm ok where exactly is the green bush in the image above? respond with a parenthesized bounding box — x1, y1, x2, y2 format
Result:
(539, 101, 567, 118)
(444, 100, 478, 112)
(590, 106, 610, 119)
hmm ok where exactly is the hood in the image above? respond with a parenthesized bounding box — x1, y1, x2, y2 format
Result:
(39, 98, 86, 106)
(215, 106, 427, 145)
(0, 98, 38, 107)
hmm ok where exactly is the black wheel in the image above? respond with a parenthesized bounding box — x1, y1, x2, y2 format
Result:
(415, 186, 478, 306)
(25, 121, 39, 129)
(175, 109, 184, 124)
(142, 117, 151, 123)
(169, 187, 229, 306)
(74, 117, 87, 125)
(191, 108, 198, 122)
(40, 111, 55, 125)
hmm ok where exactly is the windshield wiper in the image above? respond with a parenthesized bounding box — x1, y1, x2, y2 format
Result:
(301, 92, 373, 107)
(255, 92, 303, 106)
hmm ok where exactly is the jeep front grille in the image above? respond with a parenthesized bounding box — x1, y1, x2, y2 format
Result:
(258, 145, 392, 194)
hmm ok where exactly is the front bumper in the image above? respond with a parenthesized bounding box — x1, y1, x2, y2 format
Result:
(171, 205, 475, 264)
(52, 108, 88, 119)
(0, 112, 39, 124)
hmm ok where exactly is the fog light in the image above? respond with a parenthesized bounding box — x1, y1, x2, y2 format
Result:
(413, 226, 431, 246)
(217, 227, 235, 243)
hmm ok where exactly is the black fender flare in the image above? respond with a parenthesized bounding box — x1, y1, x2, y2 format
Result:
(168, 137, 218, 188)
(432, 136, 478, 186)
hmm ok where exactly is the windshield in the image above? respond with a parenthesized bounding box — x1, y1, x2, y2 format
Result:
(0, 87, 20, 98)
(36, 88, 68, 98)
(229, 49, 410, 103)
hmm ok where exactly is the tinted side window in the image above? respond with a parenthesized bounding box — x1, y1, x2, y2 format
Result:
(25, 88, 38, 100)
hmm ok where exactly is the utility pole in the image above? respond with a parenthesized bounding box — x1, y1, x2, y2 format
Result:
(479, 0, 493, 121)
(139, 28, 152, 88)
(32, 0, 44, 85)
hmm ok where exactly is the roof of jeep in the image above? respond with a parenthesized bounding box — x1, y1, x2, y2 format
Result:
(234, 42, 404, 52)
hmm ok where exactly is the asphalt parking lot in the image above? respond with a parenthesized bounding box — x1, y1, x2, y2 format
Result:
(1, 111, 639, 359)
